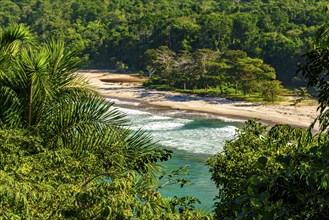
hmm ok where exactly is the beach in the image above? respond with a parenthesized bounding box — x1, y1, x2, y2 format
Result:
(79, 70, 319, 130)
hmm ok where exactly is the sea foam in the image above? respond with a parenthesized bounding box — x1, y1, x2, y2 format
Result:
(115, 104, 237, 155)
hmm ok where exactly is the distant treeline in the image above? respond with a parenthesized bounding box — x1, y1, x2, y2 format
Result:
(1, 0, 327, 85)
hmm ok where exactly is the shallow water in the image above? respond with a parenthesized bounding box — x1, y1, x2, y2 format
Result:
(109, 98, 240, 210)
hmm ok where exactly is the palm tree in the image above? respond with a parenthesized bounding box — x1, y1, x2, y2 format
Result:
(0, 25, 174, 218)
(0, 24, 164, 164)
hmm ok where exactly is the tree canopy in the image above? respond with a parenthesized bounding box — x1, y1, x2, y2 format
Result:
(0, 24, 211, 219)
(0, 0, 328, 85)
(208, 19, 329, 219)
(144, 47, 282, 102)
(1, 2, 329, 219)
(208, 121, 329, 219)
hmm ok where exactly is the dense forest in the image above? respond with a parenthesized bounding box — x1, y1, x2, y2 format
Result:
(208, 21, 329, 218)
(0, 0, 328, 86)
(1, 0, 329, 219)
(1, 23, 328, 218)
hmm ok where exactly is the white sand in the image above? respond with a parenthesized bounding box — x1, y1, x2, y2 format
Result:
(79, 70, 319, 131)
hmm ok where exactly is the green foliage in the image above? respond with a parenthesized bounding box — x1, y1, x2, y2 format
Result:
(208, 120, 329, 219)
(237, 137, 329, 219)
(207, 19, 329, 219)
(298, 21, 329, 132)
(261, 80, 283, 103)
(0, 0, 327, 85)
(0, 25, 211, 219)
(1, 2, 329, 218)
(115, 60, 128, 73)
(144, 47, 282, 101)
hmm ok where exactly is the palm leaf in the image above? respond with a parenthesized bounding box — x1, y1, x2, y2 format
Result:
(0, 24, 36, 64)
(42, 38, 86, 94)
(0, 84, 22, 127)
(41, 95, 127, 149)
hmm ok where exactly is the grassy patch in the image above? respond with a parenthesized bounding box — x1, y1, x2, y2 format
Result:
(146, 84, 175, 91)
(145, 83, 294, 104)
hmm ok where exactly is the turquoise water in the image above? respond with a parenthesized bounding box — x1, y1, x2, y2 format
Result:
(158, 150, 217, 211)
(109, 98, 241, 210)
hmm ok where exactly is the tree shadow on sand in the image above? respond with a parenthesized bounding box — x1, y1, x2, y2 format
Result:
(138, 91, 233, 104)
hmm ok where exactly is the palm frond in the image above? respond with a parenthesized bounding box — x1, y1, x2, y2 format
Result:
(41, 95, 127, 149)
(0, 24, 36, 58)
(0, 84, 22, 127)
(121, 129, 162, 174)
(40, 38, 96, 98)
(39, 94, 167, 175)
(13, 48, 55, 126)
(42, 38, 84, 88)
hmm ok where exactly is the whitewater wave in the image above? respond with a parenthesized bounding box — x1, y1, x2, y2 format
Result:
(154, 126, 236, 154)
(106, 98, 141, 106)
(114, 105, 238, 155)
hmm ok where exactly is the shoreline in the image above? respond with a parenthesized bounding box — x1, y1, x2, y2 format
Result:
(105, 95, 247, 123)
(105, 94, 274, 126)
(79, 71, 319, 131)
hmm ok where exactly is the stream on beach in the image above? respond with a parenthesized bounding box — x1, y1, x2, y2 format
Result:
(108, 98, 243, 211)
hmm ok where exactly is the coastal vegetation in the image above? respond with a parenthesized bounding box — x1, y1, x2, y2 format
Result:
(208, 20, 329, 219)
(208, 121, 329, 219)
(0, 0, 329, 219)
(2, 0, 327, 102)
(143, 47, 283, 102)
(0, 25, 210, 219)
(0, 0, 328, 86)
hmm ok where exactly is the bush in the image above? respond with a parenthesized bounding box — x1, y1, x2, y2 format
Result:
(208, 120, 329, 219)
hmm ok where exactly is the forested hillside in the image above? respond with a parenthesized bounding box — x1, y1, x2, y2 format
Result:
(1, 1, 329, 218)
(0, 0, 327, 85)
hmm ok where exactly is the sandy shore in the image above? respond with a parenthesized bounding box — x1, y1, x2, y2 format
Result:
(79, 70, 319, 130)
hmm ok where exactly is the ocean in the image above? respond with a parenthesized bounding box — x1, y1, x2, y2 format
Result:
(108, 98, 242, 211)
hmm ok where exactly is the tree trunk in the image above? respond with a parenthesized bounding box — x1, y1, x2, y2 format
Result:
(29, 82, 33, 126)
(219, 84, 223, 94)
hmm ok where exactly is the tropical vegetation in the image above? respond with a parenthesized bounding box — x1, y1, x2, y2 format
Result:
(0, 25, 210, 219)
(208, 121, 329, 219)
(144, 47, 282, 102)
(208, 19, 329, 219)
(1, 1, 329, 219)
(0, 0, 328, 86)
